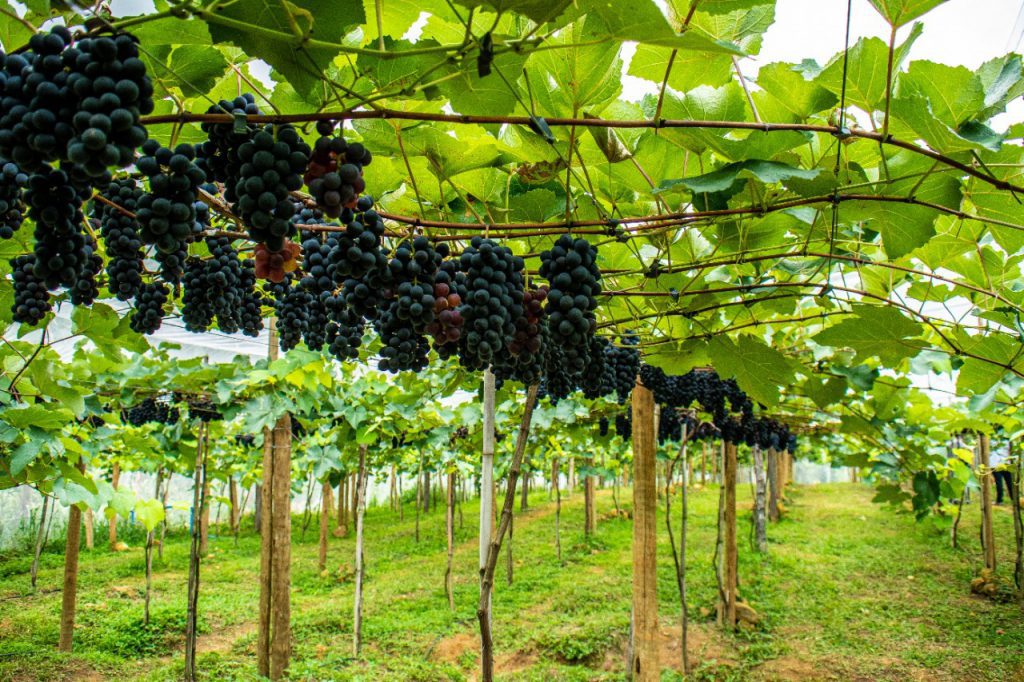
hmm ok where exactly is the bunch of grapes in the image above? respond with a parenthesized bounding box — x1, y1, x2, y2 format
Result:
(325, 305, 364, 361)
(302, 294, 330, 351)
(0, 163, 26, 239)
(196, 94, 262, 190)
(10, 254, 50, 325)
(329, 196, 387, 284)
(135, 140, 205, 280)
(375, 236, 439, 373)
(237, 258, 265, 337)
(129, 282, 168, 335)
(428, 249, 467, 359)
(96, 178, 145, 300)
(68, 234, 102, 305)
(542, 341, 578, 402)
(125, 397, 178, 426)
(615, 411, 631, 440)
(539, 235, 601, 373)
(25, 164, 92, 289)
(271, 275, 312, 351)
(0, 27, 152, 183)
(604, 334, 640, 403)
(180, 257, 214, 332)
(455, 237, 525, 370)
(598, 416, 609, 437)
(581, 337, 615, 400)
(304, 121, 372, 218)
(232, 124, 310, 251)
(64, 33, 154, 180)
(186, 396, 222, 422)
(300, 231, 337, 295)
(0, 27, 76, 172)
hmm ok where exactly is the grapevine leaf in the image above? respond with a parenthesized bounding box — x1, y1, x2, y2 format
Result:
(705, 335, 797, 407)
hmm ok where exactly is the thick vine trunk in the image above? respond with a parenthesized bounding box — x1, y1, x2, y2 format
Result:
(980, 433, 996, 572)
(446, 470, 455, 610)
(184, 424, 206, 682)
(58, 462, 85, 653)
(630, 380, 658, 681)
(30, 493, 49, 590)
(753, 446, 767, 552)
(319, 482, 332, 572)
(352, 445, 368, 656)
(108, 462, 120, 549)
(720, 442, 738, 630)
(767, 448, 780, 522)
(477, 383, 538, 682)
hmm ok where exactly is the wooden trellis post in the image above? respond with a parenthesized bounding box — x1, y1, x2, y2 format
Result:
(630, 379, 658, 681)
(980, 433, 996, 573)
(257, 321, 293, 681)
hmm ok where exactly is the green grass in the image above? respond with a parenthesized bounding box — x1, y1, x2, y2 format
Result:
(1, 482, 1022, 681)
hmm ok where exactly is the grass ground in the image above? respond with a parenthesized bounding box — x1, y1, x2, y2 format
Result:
(1, 480, 1022, 681)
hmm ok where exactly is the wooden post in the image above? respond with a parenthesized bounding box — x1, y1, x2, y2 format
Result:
(257, 424, 274, 678)
(199, 473, 210, 556)
(479, 368, 496, 632)
(584, 459, 596, 535)
(767, 449, 780, 522)
(630, 380, 658, 681)
(752, 446, 767, 552)
(721, 442, 738, 629)
(258, 320, 292, 681)
(553, 457, 561, 561)
(337, 476, 347, 535)
(980, 433, 996, 572)
(184, 424, 206, 682)
(353, 444, 368, 655)
(700, 442, 707, 486)
(567, 457, 575, 497)
(83, 507, 94, 551)
(108, 462, 120, 549)
(229, 477, 239, 534)
(319, 481, 332, 572)
(58, 460, 86, 652)
(269, 415, 292, 680)
(446, 470, 455, 610)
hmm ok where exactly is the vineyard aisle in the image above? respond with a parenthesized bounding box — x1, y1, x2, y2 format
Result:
(1, 482, 1021, 682)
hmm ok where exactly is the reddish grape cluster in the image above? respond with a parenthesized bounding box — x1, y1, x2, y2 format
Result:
(510, 285, 546, 355)
(426, 280, 464, 346)
(304, 120, 372, 218)
(254, 240, 301, 283)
